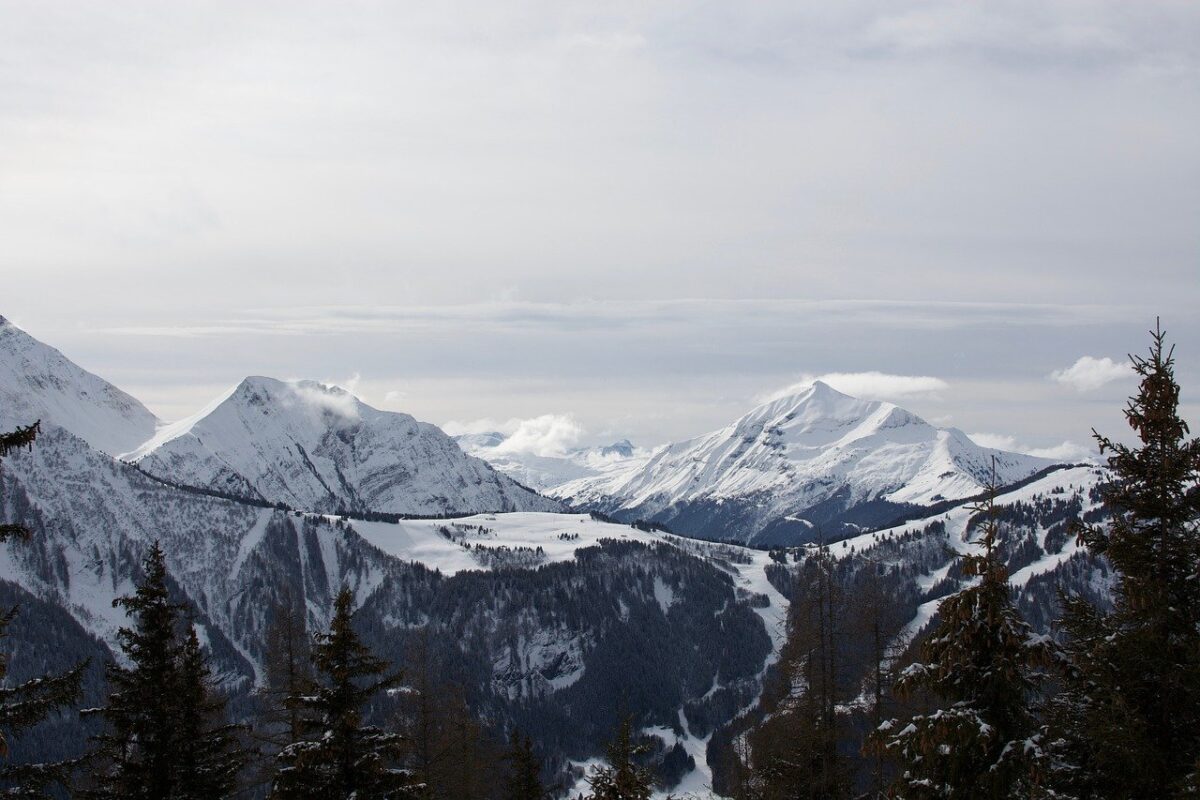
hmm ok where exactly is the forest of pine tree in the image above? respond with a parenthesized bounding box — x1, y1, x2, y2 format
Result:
(1, 322, 1197, 798)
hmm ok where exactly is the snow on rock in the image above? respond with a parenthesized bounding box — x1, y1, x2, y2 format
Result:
(127, 376, 564, 515)
(492, 627, 588, 697)
(0, 315, 160, 457)
(836, 464, 1104, 664)
(0, 423, 390, 678)
(557, 381, 1059, 544)
(354, 512, 670, 576)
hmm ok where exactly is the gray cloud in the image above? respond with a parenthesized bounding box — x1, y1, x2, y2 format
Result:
(3, 2, 1198, 453)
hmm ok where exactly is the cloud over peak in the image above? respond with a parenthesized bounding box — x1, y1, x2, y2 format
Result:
(444, 413, 585, 458)
(760, 371, 949, 404)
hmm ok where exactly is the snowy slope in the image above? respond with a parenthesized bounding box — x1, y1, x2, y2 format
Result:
(355, 512, 658, 575)
(0, 315, 160, 456)
(557, 381, 1058, 545)
(454, 433, 649, 491)
(812, 463, 1110, 719)
(126, 377, 564, 515)
(356, 509, 783, 609)
(359, 509, 790, 800)
(1, 427, 779, 794)
(0, 320, 780, 794)
(0, 423, 387, 681)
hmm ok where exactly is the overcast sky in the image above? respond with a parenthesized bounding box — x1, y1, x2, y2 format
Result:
(3, 1, 1198, 457)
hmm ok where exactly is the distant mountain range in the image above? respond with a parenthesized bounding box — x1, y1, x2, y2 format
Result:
(0, 315, 775, 790)
(453, 431, 648, 492)
(0, 313, 1103, 794)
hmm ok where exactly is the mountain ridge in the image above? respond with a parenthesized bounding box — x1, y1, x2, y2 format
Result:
(128, 375, 564, 515)
(0, 316, 160, 457)
(554, 380, 1059, 545)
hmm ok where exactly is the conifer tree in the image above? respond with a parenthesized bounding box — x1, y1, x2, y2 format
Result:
(84, 542, 184, 799)
(85, 542, 247, 799)
(270, 587, 415, 800)
(584, 714, 654, 800)
(0, 417, 85, 795)
(174, 625, 249, 799)
(0, 606, 85, 795)
(503, 730, 543, 800)
(1049, 323, 1200, 798)
(871, 467, 1048, 799)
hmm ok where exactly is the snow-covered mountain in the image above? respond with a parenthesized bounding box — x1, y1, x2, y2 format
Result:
(556, 381, 1061, 545)
(454, 432, 649, 491)
(0, 316, 159, 456)
(126, 377, 564, 515)
(0, 315, 1121, 795)
(0, 319, 776, 791)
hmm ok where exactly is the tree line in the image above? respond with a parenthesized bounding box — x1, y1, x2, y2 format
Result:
(723, 323, 1200, 799)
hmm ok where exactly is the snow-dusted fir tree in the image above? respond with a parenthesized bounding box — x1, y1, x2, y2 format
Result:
(173, 626, 249, 799)
(0, 605, 85, 795)
(584, 715, 654, 800)
(0, 418, 85, 795)
(872, 465, 1048, 799)
(269, 587, 415, 800)
(1049, 323, 1200, 798)
(84, 542, 246, 799)
(85, 542, 185, 798)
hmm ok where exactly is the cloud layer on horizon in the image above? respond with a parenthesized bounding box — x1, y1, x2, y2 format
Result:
(443, 413, 586, 458)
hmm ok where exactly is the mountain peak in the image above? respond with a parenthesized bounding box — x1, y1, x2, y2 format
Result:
(558, 378, 1057, 545)
(600, 439, 635, 458)
(130, 376, 562, 515)
(229, 376, 365, 421)
(236, 374, 284, 390)
(744, 380, 873, 431)
(0, 316, 160, 456)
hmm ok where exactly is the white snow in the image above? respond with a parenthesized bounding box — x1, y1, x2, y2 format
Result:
(125, 376, 563, 516)
(0, 316, 160, 456)
(653, 576, 676, 614)
(353, 513, 668, 576)
(231, 507, 275, 576)
(556, 381, 1056, 540)
(456, 433, 650, 491)
(836, 465, 1104, 663)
